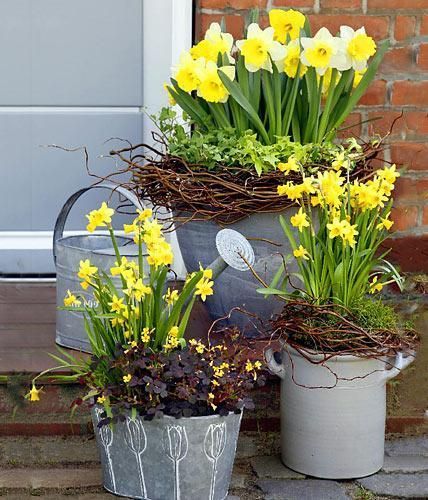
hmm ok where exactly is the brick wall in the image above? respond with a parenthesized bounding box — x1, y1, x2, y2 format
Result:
(194, 0, 428, 270)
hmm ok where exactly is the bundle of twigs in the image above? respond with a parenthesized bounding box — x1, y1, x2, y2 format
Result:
(269, 299, 419, 361)
(108, 138, 382, 226)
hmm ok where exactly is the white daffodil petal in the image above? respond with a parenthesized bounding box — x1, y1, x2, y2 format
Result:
(269, 41, 287, 61)
(340, 25, 355, 39)
(300, 37, 313, 49)
(219, 65, 235, 81)
(247, 23, 262, 39)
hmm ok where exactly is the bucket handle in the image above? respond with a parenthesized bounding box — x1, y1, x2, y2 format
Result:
(53, 181, 143, 263)
(382, 351, 415, 381)
(265, 348, 286, 379)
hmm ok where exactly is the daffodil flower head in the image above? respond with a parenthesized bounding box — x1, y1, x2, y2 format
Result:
(277, 39, 307, 78)
(195, 277, 214, 302)
(85, 202, 114, 233)
(269, 9, 306, 43)
(290, 207, 310, 232)
(369, 275, 384, 294)
(377, 215, 394, 231)
(340, 26, 376, 71)
(277, 155, 300, 175)
(378, 164, 400, 185)
(277, 181, 305, 200)
(236, 23, 286, 73)
(174, 52, 206, 92)
(196, 61, 235, 103)
(204, 22, 234, 63)
(63, 290, 81, 307)
(28, 384, 42, 402)
(293, 245, 310, 260)
(199, 264, 213, 279)
(332, 151, 351, 171)
(301, 27, 348, 76)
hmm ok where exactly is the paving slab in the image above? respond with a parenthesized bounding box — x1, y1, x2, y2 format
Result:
(257, 479, 351, 500)
(358, 472, 428, 498)
(382, 454, 428, 473)
(384, 436, 428, 457)
(236, 434, 259, 458)
(252, 455, 306, 480)
(0, 468, 102, 489)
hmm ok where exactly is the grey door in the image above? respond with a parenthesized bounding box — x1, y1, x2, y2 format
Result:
(0, 0, 192, 275)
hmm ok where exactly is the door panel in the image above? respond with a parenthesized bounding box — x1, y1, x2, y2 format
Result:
(0, 0, 143, 105)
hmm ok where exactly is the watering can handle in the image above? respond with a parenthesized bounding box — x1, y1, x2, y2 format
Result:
(265, 348, 286, 379)
(382, 351, 415, 381)
(53, 181, 143, 263)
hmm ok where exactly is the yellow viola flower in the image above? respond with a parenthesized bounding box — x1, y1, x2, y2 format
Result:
(340, 26, 376, 71)
(195, 278, 214, 302)
(277, 155, 300, 175)
(332, 151, 351, 171)
(28, 384, 42, 402)
(97, 395, 106, 404)
(197, 61, 235, 103)
(377, 215, 394, 231)
(163, 287, 179, 305)
(369, 275, 384, 294)
(290, 207, 310, 232)
(293, 245, 310, 260)
(278, 39, 307, 78)
(269, 9, 306, 43)
(164, 330, 180, 351)
(174, 52, 205, 92)
(123, 374, 132, 383)
(236, 23, 286, 73)
(108, 295, 126, 314)
(63, 290, 81, 307)
(301, 28, 348, 76)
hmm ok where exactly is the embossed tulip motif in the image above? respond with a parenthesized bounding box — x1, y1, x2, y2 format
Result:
(204, 422, 227, 500)
(125, 417, 148, 498)
(95, 408, 116, 491)
(163, 425, 188, 500)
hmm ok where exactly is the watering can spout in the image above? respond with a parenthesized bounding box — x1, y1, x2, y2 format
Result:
(208, 229, 255, 278)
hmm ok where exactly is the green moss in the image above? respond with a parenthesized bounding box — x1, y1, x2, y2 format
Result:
(351, 297, 399, 332)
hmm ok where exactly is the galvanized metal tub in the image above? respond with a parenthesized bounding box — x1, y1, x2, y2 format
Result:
(266, 344, 415, 479)
(92, 407, 242, 500)
(54, 182, 143, 352)
(175, 210, 297, 331)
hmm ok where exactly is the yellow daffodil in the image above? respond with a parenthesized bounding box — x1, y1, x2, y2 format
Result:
(136, 208, 153, 222)
(236, 23, 286, 73)
(317, 170, 345, 208)
(341, 220, 359, 248)
(174, 52, 205, 92)
(327, 217, 345, 238)
(293, 245, 310, 260)
(290, 207, 310, 232)
(340, 26, 376, 71)
(377, 214, 394, 231)
(278, 39, 307, 78)
(85, 202, 114, 233)
(147, 239, 174, 268)
(277, 181, 304, 200)
(195, 278, 214, 302)
(28, 384, 42, 402)
(332, 151, 351, 171)
(63, 290, 81, 307)
(269, 9, 306, 43)
(369, 275, 384, 294)
(110, 256, 129, 276)
(123, 374, 132, 383)
(203, 22, 234, 63)
(125, 278, 151, 301)
(163, 83, 176, 106)
(199, 264, 213, 280)
(190, 39, 219, 62)
(143, 219, 163, 241)
(78, 259, 98, 289)
(353, 68, 366, 88)
(301, 27, 348, 76)
(163, 287, 179, 305)
(109, 295, 126, 314)
(277, 155, 300, 175)
(378, 164, 400, 185)
(123, 222, 138, 234)
(197, 61, 235, 103)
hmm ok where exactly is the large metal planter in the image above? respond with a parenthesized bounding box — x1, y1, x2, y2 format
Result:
(266, 344, 415, 479)
(175, 210, 296, 330)
(92, 408, 242, 500)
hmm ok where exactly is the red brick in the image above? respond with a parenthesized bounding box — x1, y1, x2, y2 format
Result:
(394, 177, 428, 203)
(358, 79, 387, 106)
(337, 112, 362, 139)
(308, 14, 389, 38)
(421, 15, 428, 35)
(200, 0, 267, 9)
(368, 111, 428, 138)
(369, 0, 428, 7)
(390, 206, 418, 232)
(391, 143, 428, 171)
(394, 16, 417, 41)
(387, 235, 428, 272)
(380, 46, 414, 73)
(423, 206, 428, 225)
(271, 0, 315, 7)
(321, 0, 360, 7)
(392, 81, 428, 106)
(418, 43, 428, 70)
(199, 13, 245, 40)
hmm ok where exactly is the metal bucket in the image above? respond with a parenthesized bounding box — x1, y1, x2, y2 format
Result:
(266, 344, 415, 479)
(54, 182, 143, 352)
(92, 407, 242, 500)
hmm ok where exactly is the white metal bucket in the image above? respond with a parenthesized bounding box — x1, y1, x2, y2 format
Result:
(266, 344, 415, 479)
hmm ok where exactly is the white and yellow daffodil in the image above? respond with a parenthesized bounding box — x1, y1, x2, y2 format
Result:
(340, 26, 376, 72)
(173, 52, 206, 92)
(204, 22, 234, 63)
(196, 61, 235, 103)
(236, 23, 286, 73)
(300, 27, 348, 76)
